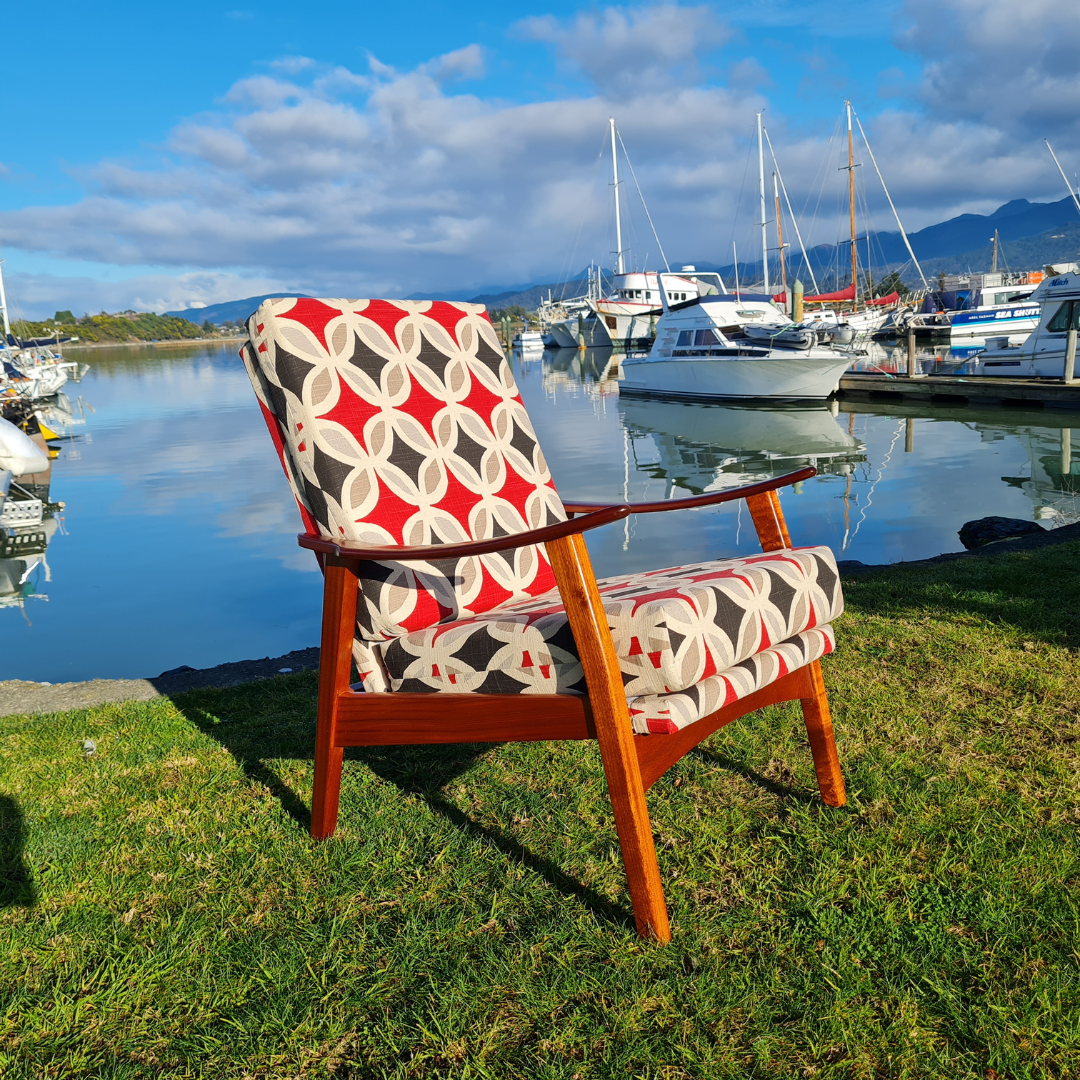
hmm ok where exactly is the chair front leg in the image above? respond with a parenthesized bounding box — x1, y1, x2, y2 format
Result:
(312, 555, 359, 839)
(546, 533, 671, 943)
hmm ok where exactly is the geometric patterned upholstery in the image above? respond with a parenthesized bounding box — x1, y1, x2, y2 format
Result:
(242, 298, 566, 681)
(378, 548, 843, 732)
(241, 297, 843, 735)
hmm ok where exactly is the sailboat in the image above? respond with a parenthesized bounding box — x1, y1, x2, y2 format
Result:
(548, 119, 729, 350)
(0, 262, 85, 401)
(791, 103, 927, 336)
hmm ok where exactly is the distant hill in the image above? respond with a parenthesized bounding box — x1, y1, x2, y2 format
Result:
(690, 198, 1080, 290)
(467, 275, 591, 311)
(166, 196, 1080, 323)
(165, 293, 307, 325)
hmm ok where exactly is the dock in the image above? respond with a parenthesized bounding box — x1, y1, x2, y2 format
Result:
(837, 372, 1080, 411)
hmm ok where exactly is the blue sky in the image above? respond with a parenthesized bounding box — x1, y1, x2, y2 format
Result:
(2, 0, 1078, 316)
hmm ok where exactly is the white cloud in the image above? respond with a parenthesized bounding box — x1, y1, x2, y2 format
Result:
(3, 269, 287, 319)
(2, 1, 1079, 318)
(515, 5, 729, 95)
(898, 0, 1080, 140)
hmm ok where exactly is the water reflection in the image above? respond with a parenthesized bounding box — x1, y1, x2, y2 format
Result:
(619, 398, 865, 495)
(3, 341, 1077, 682)
(518, 346, 1078, 573)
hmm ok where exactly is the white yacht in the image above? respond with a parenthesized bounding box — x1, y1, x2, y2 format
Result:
(620, 288, 854, 400)
(592, 267, 727, 345)
(973, 271, 1080, 376)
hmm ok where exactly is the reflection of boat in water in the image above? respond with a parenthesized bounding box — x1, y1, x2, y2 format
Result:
(0, 515, 57, 611)
(1, 421, 62, 613)
(618, 398, 866, 493)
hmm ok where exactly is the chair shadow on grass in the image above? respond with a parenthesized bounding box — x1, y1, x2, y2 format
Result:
(174, 682, 634, 932)
(689, 743, 818, 807)
(1, 794, 37, 909)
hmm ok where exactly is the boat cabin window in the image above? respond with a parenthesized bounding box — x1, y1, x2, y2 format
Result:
(1046, 300, 1080, 333)
(675, 329, 720, 348)
(645, 292, 651, 300)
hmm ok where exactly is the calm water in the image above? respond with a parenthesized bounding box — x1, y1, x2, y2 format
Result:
(3, 343, 1077, 682)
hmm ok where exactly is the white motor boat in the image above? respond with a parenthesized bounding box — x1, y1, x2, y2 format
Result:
(0, 417, 49, 477)
(972, 272, 1080, 377)
(512, 330, 545, 350)
(947, 284, 1040, 340)
(620, 290, 854, 400)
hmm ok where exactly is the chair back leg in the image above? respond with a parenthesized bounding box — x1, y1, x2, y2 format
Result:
(799, 660, 846, 807)
(312, 556, 358, 839)
(547, 532, 672, 942)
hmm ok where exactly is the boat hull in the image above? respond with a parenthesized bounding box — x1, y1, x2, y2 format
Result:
(949, 305, 1041, 339)
(619, 354, 853, 400)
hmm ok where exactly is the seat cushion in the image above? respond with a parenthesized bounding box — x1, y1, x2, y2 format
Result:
(373, 546, 843, 726)
(628, 624, 835, 734)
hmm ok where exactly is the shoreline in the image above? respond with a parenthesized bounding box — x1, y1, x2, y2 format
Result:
(3, 521, 1079, 718)
(61, 335, 245, 351)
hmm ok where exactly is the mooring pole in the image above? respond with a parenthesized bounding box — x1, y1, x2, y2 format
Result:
(1061, 428, 1072, 480)
(1065, 327, 1078, 384)
(793, 280, 804, 323)
(906, 329, 918, 378)
(905, 417, 914, 453)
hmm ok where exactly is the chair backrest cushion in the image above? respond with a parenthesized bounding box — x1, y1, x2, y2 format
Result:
(242, 298, 566, 642)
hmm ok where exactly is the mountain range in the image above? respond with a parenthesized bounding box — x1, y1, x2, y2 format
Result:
(166, 195, 1080, 322)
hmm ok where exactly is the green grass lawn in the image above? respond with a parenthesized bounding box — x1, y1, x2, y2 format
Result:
(3, 543, 1080, 1079)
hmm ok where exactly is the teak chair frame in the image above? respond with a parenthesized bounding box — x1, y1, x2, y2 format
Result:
(300, 466, 846, 943)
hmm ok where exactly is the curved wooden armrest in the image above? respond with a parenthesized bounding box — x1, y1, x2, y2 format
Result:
(297, 503, 631, 562)
(561, 467, 816, 516)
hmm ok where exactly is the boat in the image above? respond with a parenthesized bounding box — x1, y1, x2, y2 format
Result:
(972, 271, 1080, 376)
(619, 286, 854, 400)
(0, 513, 57, 611)
(0, 416, 50, 477)
(787, 103, 925, 337)
(0, 263, 87, 402)
(591, 267, 727, 347)
(547, 119, 732, 351)
(512, 329, 545, 350)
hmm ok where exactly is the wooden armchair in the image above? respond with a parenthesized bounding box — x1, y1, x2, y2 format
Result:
(242, 297, 846, 943)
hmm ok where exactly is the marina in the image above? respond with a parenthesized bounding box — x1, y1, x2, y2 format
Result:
(4, 339, 1077, 683)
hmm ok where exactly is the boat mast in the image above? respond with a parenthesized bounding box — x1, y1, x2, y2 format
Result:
(0, 261, 9, 342)
(774, 172, 787, 302)
(991, 230, 999, 273)
(852, 107, 929, 290)
(757, 112, 770, 294)
(733, 241, 741, 297)
(763, 126, 820, 294)
(1045, 139, 1080, 219)
(845, 100, 857, 307)
(609, 118, 625, 275)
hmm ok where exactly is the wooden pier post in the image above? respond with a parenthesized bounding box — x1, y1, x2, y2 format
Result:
(1065, 328, 1078, 384)
(905, 417, 914, 453)
(793, 280, 804, 323)
(1063, 428, 1072, 480)
(906, 329, 921, 378)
